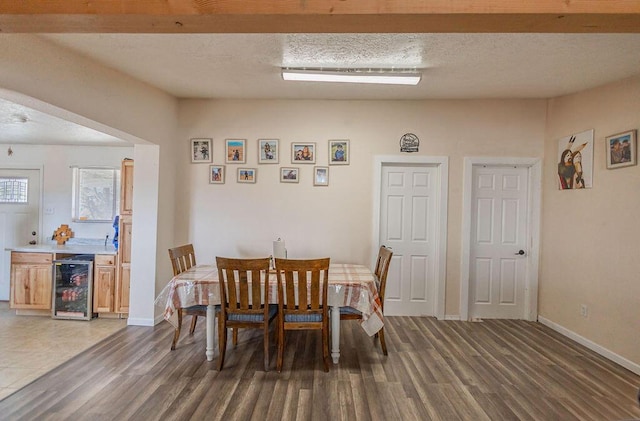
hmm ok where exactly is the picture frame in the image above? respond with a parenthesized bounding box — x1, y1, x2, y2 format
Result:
(291, 142, 316, 164)
(329, 139, 349, 165)
(237, 167, 256, 183)
(225, 139, 246, 164)
(190, 138, 212, 163)
(280, 167, 299, 183)
(209, 165, 225, 184)
(258, 139, 279, 164)
(314, 166, 329, 186)
(605, 130, 636, 169)
(557, 129, 594, 190)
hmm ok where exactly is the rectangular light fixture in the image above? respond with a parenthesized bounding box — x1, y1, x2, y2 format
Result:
(281, 68, 421, 86)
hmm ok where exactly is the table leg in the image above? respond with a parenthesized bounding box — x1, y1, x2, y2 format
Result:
(330, 305, 340, 364)
(206, 297, 215, 362)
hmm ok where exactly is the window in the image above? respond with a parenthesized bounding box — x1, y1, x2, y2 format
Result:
(72, 167, 120, 222)
(0, 177, 28, 203)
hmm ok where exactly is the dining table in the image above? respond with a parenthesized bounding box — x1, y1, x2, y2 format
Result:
(155, 263, 384, 364)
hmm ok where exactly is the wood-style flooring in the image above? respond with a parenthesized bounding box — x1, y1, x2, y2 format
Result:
(1, 316, 639, 420)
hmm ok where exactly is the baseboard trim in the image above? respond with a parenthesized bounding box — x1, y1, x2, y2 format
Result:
(126, 317, 155, 327)
(538, 316, 640, 376)
(444, 315, 461, 321)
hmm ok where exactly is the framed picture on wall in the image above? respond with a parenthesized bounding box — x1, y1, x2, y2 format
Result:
(209, 165, 225, 184)
(280, 167, 299, 183)
(313, 166, 329, 186)
(225, 139, 246, 164)
(291, 143, 316, 164)
(557, 129, 594, 190)
(605, 130, 636, 169)
(237, 167, 256, 183)
(190, 138, 212, 163)
(329, 139, 349, 165)
(258, 139, 279, 164)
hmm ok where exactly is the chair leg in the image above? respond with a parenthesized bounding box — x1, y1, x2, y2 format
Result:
(189, 315, 198, 334)
(263, 322, 270, 372)
(276, 317, 285, 372)
(232, 328, 238, 346)
(217, 317, 227, 371)
(171, 309, 183, 350)
(379, 327, 388, 356)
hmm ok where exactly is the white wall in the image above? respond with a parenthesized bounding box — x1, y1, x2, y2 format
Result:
(176, 98, 547, 315)
(0, 144, 133, 242)
(541, 75, 640, 370)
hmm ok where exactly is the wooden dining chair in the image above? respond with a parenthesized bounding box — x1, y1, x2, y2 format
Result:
(216, 256, 277, 371)
(340, 245, 393, 355)
(274, 257, 331, 372)
(168, 244, 207, 350)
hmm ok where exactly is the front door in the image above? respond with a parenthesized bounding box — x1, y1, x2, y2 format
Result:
(379, 164, 438, 316)
(0, 169, 41, 300)
(469, 165, 529, 319)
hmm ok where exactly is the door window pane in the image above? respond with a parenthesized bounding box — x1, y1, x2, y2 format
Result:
(0, 177, 28, 203)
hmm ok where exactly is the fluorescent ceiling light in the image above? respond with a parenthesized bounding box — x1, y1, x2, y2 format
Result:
(281, 68, 421, 86)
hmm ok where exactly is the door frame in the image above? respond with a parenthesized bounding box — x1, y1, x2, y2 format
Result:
(460, 157, 542, 322)
(372, 155, 448, 320)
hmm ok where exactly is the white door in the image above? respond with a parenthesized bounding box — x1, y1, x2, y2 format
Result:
(0, 169, 41, 300)
(469, 165, 529, 319)
(380, 164, 438, 316)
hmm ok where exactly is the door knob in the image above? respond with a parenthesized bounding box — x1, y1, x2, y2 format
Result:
(515, 249, 526, 256)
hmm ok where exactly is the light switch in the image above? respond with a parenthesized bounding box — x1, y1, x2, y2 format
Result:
(44, 207, 55, 215)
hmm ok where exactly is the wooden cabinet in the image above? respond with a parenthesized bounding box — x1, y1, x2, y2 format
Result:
(115, 158, 133, 315)
(120, 159, 134, 215)
(115, 217, 131, 313)
(93, 254, 116, 313)
(10, 252, 53, 310)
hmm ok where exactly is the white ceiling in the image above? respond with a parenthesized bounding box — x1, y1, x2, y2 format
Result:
(2, 33, 640, 146)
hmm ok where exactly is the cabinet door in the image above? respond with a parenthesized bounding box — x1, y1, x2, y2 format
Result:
(120, 160, 134, 215)
(116, 265, 130, 313)
(115, 216, 132, 314)
(10, 264, 52, 310)
(93, 262, 115, 313)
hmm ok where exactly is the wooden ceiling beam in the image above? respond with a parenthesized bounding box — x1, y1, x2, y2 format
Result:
(1, 1, 639, 33)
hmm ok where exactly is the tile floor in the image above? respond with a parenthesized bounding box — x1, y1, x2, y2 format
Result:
(0, 301, 127, 400)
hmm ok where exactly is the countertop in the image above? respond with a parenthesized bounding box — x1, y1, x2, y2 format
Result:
(7, 244, 117, 255)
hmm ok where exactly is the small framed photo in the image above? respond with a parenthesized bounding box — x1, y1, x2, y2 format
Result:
(209, 165, 225, 184)
(191, 138, 212, 163)
(329, 139, 349, 165)
(314, 166, 329, 186)
(237, 168, 256, 183)
(258, 139, 279, 164)
(291, 143, 316, 164)
(226, 139, 246, 164)
(280, 167, 299, 183)
(606, 130, 636, 169)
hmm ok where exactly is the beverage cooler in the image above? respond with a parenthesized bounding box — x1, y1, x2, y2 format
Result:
(52, 255, 94, 320)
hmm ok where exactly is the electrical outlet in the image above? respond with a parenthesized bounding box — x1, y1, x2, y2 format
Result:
(580, 304, 588, 317)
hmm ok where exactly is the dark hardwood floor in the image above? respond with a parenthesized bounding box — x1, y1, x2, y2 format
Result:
(1, 317, 639, 420)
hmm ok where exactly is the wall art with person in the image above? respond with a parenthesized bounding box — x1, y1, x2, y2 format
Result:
(557, 129, 594, 190)
(605, 130, 636, 169)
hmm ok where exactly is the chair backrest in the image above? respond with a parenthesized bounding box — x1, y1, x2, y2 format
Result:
(216, 257, 271, 317)
(168, 244, 197, 276)
(275, 257, 330, 318)
(374, 246, 393, 303)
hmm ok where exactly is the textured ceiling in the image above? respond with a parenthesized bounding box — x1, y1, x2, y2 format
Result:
(2, 33, 640, 146)
(40, 33, 640, 100)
